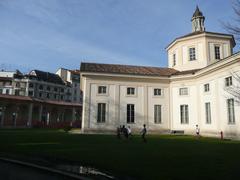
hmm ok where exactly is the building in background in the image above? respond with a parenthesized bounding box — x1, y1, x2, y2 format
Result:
(56, 68, 82, 103)
(0, 69, 82, 128)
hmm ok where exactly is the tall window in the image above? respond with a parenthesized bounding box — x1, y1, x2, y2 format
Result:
(189, 47, 196, 61)
(97, 103, 106, 123)
(154, 88, 162, 96)
(204, 83, 210, 92)
(227, 99, 235, 124)
(214, 45, 220, 60)
(180, 105, 189, 124)
(225, 76, 232, 87)
(173, 53, 176, 66)
(127, 104, 135, 123)
(98, 86, 107, 94)
(205, 102, 211, 124)
(154, 105, 162, 124)
(179, 88, 188, 95)
(127, 87, 135, 95)
(6, 89, 9, 95)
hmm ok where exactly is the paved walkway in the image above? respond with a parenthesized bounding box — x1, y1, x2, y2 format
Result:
(0, 160, 82, 180)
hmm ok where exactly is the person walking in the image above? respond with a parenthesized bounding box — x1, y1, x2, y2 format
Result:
(196, 124, 200, 138)
(141, 124, 147, 143)
(127, 126, 132, 137)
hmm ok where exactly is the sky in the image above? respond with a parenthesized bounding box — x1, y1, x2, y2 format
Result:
(0, 0, 237, 73)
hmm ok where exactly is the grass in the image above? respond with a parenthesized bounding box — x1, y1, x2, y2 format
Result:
(0, 129, 240, 180)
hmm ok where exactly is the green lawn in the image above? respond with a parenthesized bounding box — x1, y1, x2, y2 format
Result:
(0, 129, 240, 180)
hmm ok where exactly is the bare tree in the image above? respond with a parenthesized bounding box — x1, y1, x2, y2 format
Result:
(224, 0, 240, 42)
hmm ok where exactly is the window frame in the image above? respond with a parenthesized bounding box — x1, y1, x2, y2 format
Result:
(153, 88, 162, 96)
(97, 103, 106, 123)
(179, 88, 188, 96)
(173, 53, 176, 66)
(225, 76, 233, 87)
(126, 87, 136, 96)
(154, 105, 162, 124)
(127, 104, 135, 124)
(205, 102, 211, 124)
(227, 98, 235, 124)
(204, 83, 210, 92)
(180, 104, 189, 124)
(214, 45, 221, 60)
(98, 85, 107, 95)
(189, 47, 196, 61)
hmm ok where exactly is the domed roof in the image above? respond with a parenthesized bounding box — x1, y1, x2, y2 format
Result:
(192, 6, 203, 18)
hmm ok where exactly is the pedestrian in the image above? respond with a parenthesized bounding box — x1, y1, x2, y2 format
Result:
(141, 124, 147, 143)
(127, 126, 132, 137)
(196, 124, 200, 138)
(122, 125, 128, 139)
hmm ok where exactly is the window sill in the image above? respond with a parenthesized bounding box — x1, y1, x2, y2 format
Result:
(97, 93, 108, 96)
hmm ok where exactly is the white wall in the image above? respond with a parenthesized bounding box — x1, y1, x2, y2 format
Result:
(81, 77, 170, 132)
(168, 35, 232, 71)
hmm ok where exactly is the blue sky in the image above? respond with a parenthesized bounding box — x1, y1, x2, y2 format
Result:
(0, 0, 237, 73)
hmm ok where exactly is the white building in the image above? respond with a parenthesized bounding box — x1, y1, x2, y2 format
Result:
(80, 7, 240, 137)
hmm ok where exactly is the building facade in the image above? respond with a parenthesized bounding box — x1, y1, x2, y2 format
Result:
(56, 68, 82, 103)
(80, 7, 240, 137)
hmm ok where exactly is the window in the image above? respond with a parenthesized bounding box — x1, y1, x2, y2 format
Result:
(127, 87, 135, 95)
(54, 87, 58, 92)
(0, 89, 2, 94)
(173, 53, 176, 66)
(154, 105, 162, 124)
(225, 76, 232, 87)
(46, 93, 50, 98)
(28, 91, 33, 96)
(204, 83, 210, 92)
(15, 90, 20, 96)
(227, 99, 235, 124)
(97, 103, 106, 123)
(29, 83, 34, 88)
(205, 102, 211, 124)
(6, 89, 9, 95)
(189, 47, 196, 61)
(98, 86, 107, 94)
(179, 88, 188, 95)
(154, 88, 162, 96)
(180, 105, 189, 124)
(61, 95, 64, 100)
(214, 45, 220, 60)
(39, 85, 43, 90)
(127, 104, 135, 123)
(39, 92, 42, 98)
(61, 88, 64, 93)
